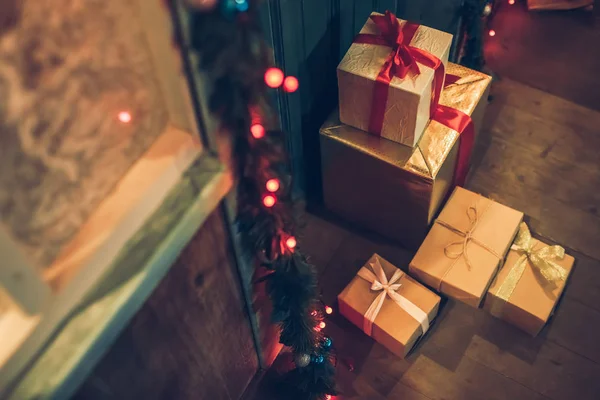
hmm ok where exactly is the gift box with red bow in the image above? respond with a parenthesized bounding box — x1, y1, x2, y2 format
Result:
(337, 11, 453, 147)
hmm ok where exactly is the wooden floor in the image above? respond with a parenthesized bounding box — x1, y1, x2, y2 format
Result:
(247, 5, 600, 400)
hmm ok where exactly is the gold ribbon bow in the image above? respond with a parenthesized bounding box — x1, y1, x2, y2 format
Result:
(434, 199, 502, 290)
(492, 223, 568, 313)
(357, 257, 429, 336)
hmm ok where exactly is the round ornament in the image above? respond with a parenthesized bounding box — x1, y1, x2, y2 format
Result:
(294, 353, 311, 368)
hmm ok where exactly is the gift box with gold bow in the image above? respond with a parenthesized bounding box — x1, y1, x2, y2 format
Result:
(338, 253, 441, 358)
(483, 223, 574, 336)
(409, 187, 523, 307)
(322, 63, 492, 249)
(337, 11, 453, 147)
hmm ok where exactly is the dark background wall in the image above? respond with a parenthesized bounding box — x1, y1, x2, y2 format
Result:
(259, 0, 465, 203)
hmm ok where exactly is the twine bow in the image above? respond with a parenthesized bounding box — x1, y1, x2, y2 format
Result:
(357, 257, 429, 337)
(494, 223, 568, 308)
(435, 200, 501, 274)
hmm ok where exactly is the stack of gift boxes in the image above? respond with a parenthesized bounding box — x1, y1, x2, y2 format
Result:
(323, 11, 575, 357)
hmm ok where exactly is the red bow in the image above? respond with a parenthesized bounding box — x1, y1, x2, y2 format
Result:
(353, 11, 445, 136)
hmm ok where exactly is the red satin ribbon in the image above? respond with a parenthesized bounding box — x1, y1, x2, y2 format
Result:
(433, 74, 475, 188)
(353, 11, 445, 136)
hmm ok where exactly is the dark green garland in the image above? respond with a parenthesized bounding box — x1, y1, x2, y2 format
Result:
(188, 2, 336, 399)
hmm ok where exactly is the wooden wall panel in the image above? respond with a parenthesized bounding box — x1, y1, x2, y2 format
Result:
(260, 0, 464, 200)
(74, 207, 259, 400)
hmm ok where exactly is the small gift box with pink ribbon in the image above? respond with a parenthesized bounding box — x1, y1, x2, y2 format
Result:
(409, 187, 524, 307)
(337, 11, 453, 148)
(338, 253, 441, 358)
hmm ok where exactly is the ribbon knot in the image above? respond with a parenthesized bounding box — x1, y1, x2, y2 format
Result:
(352, 11, 444, 135)
(357, 256, 430, 337)
(492, 223, 569, 316)
(437, 203, 499, 272)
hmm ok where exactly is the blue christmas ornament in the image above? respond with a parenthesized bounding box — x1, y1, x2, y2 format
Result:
(312, 354, 324, 364)
(220, 0, 238, 19)
(322, 337, 332, 349)
(235, 0, 249, 12)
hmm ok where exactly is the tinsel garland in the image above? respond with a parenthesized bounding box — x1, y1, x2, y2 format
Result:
(188, 1, 336, 399)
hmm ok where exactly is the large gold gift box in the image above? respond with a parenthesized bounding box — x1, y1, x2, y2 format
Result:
(409, 187, 523, 307)
(483, 223, 575, 336)
(321, 63, 491, 249)
(338, 254, 441, 358)
(337, 12, 453, 147)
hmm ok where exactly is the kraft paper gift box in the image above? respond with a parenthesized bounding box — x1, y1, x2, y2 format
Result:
(483, 223, 575, 336)
(338, 254, 440, 358)
(322, 63, 491, 249)
(337, 11, 453, 147)
(409, 187, 524, 307)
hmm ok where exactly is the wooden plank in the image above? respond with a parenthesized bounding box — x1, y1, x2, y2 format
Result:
(473, 134, 600, 220)
(299, 214, 351, 277)
(401, 354, 549, 400)
(465, 335, 600, 400)
(488, 78, 600, 134)
(469, 166, 600, 260)
(72, 208, 257, 400)
(564, 252, 600, 312)
(484, 101, 600, 173)
(546, 298, 600, 364)
(485, 6, 600, 111)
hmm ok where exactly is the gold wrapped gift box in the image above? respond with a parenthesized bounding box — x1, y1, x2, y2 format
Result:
(483, 223, 575, 336)
(409, 187, 523, 307)
(337, 12, 452, 147)
(321, 63, 491, 249)
(338, 254, 440, 358)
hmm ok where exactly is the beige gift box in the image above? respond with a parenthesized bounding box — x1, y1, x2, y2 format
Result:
(338, 254, 440, 358)
(409, 187, 523, 307)
(483, 224, 575, 336)
(337, 12, 453, 147)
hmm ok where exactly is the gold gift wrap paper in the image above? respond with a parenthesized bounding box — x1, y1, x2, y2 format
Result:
(338, 254, 440, 358)
(337, 12, 452, 147)
(483, 224, 575, 336)
(409, 187, 523, 307)
(321, 63, 491, 249)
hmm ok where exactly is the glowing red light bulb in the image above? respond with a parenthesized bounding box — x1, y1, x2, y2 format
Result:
(325, 306, 333, 315)
(325, 395, 332, 400)
(265, 67, 284, 88)
(285, 236, 297, 250)
(488, 30, 496, 37)
(251, 124, 265, 139)
(283, 76, 299, 93)
(319, 321, 326, 329)
(508, 0, 515, 4)
(118, 111, 132, 124)
(263, 195, 276, 208)
(266, 178, 280, 192)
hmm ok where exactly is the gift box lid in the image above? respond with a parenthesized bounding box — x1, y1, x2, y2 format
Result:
(409, 187, 524, 307)
(338, 12, 452, 98)
(322, 63, 492, 180)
